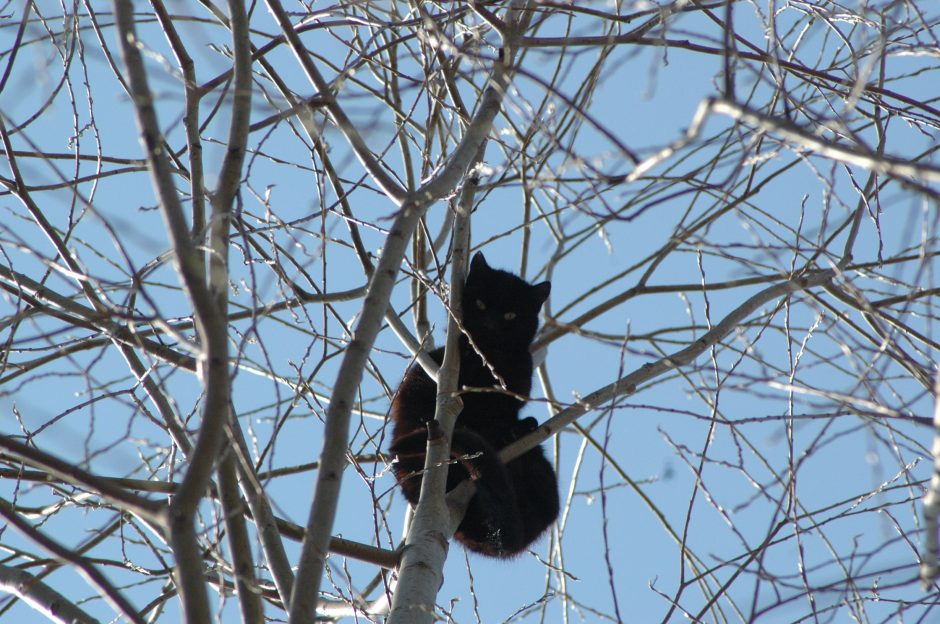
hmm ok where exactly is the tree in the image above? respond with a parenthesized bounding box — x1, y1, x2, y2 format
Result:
(1, 1, 938, 622)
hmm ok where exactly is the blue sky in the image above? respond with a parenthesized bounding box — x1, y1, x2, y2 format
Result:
(1, 2, 938, 622)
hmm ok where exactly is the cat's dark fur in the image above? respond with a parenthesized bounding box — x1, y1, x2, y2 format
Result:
(389, 252, 559, 557)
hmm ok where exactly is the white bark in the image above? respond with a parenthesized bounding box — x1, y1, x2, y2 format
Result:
(285, 2, 536, 619)
(387, 182, 474, 624)
(921, 371, 940, 586)
(0, 564, 100, 624)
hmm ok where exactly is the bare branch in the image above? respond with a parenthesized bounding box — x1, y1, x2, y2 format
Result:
(388, 178, 475, 624)
(0, 501, 145, 624)
(0, 563, 100, 624)
(0, 436, 163, 525)
(4, 2, 937, 622)
(113, 1, 234, 620)
(921, 371, 940, 587)
(287, 4, 537, 620)
(502, 270, 837, 462)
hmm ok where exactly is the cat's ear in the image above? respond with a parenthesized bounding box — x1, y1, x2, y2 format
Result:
(470, 251, 489, 273)
(532, 281, 551, 304)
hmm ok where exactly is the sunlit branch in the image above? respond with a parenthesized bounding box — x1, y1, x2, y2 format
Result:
(0, 563, 100, 624)
(0, 501, 145, 624)
(388, 176, 475, 624)
(0, 436, 163, 525)
(501, 269, 836, 462)
(920, 371, 940, 587)
(114, 1, 231, 621)
(263, 0, 407, 204)
(709, 99, 940, 185)
(286, 2, 536, 619)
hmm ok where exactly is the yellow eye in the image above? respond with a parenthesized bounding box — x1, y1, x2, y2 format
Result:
(504, 311, 516, 320)
(475, 299, 486, 311)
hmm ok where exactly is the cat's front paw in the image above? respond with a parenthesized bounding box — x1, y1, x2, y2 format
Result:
(510, 416, 538, 441)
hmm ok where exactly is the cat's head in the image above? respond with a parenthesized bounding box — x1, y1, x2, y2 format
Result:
(461, 252, 550, 348)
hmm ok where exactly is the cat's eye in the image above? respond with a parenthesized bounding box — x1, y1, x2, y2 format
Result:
(475, 299, 486, 311)
(504, 311, 517, 320)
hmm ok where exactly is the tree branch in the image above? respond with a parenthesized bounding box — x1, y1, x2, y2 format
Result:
(0, 563, 100, 624)
(0, 436, 163, 525)
(500, 269, 837, 462)
(262, 0, 407, 204)
(114, 2, 234, 620)
(388, 178, 475, 624)
(287, 2, 536, 620)
(920, 370, 940, 587)
(0, 500, 145, 624)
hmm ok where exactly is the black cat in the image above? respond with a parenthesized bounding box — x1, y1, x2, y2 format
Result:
(389, 252, 559, 557)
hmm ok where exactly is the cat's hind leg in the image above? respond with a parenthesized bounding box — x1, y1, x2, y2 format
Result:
(449, 428, 527, 557)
